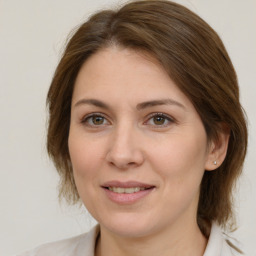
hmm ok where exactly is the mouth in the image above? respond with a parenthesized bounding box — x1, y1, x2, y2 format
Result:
(105, 186, 150, 194)
(102, 180, 155, 193)
(101, 181, 155, 204)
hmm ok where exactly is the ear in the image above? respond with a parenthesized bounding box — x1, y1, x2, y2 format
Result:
(205, 125, 230, 171)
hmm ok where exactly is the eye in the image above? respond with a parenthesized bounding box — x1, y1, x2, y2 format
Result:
(82, 113, 109, 127)
(145, 113, 174, 127)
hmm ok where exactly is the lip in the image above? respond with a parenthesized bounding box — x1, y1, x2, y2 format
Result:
(102, 180, 154, 189)
(101, 180, 155, 205)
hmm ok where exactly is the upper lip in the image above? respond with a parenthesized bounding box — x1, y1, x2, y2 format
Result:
(101, 180, 155, 189)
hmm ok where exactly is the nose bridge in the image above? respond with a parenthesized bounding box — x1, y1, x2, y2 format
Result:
(106, 120, 144, 168)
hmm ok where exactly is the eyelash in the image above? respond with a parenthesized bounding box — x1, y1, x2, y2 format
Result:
(81, 112, 175, 128)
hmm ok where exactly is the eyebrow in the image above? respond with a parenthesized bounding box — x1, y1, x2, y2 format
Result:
(74, 99, 110, 109)
(74, 98, 185, 110)
(136, 99, 185, 110)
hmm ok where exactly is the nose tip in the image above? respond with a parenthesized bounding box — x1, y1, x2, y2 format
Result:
(106, 131, 144, 169)
(107, 148, 144, 169)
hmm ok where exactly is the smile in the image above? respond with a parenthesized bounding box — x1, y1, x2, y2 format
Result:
(102, 181, 155, 204)
(107, 187, 146, 193)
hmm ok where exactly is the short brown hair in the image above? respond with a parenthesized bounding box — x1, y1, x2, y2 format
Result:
(47, 0, 247, 235)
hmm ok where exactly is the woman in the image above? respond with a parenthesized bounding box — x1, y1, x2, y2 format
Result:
(18, 0, 247, 255)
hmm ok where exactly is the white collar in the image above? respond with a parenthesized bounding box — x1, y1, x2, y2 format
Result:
(203, 223, 224, 256)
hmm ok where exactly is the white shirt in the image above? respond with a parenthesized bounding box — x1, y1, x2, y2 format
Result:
(16, 223, 241, 256)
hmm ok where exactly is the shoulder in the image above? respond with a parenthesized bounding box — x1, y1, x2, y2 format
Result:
(15, 225, 100, 256)
(204, 223, 244, 256)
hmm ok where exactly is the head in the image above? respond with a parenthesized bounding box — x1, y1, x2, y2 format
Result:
(47, 0, 247, 236)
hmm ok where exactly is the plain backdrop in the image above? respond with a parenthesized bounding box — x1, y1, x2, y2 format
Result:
(0, 0, 255, 255)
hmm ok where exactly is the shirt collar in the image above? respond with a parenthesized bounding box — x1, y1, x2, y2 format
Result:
(75, 225, 100, 256)
(203, 222, 224, 256)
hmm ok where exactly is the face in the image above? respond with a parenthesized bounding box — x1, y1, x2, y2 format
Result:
(68, 47, 213, 238)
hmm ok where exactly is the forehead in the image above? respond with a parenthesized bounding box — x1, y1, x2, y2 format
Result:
(72, 46, 193, 111)
(75, 46, 165, 85)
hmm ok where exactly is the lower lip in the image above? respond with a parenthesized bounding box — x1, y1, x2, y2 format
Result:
(103, 188, 154, 204)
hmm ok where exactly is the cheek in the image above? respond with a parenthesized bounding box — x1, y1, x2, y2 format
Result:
(68, 135, 105, 210)
(148, 131, 208, 184)
(150, 133, 208, 212)
(68, 134, 104, 181)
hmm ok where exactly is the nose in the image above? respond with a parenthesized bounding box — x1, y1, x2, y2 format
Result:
(106, 125, 144, 169)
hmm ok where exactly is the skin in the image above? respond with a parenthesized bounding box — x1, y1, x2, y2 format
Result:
(68, 46, 229, 256)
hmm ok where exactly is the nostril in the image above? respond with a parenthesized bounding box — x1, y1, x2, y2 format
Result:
(128, 162, 136, 166)
(108, 160, 138, 169)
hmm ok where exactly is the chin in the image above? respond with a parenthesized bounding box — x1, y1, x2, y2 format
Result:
(97, 211, 162, 238)
(104, 223, 153, 238)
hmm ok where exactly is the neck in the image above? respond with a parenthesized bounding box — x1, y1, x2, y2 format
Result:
(95, 219, 207, 256)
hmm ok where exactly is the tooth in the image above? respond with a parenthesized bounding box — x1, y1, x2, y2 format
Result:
(113, 187, 125, 193)
(124, 188, 135, 194)
(134, 187, 140, 192)
(108, 187, 148, 193)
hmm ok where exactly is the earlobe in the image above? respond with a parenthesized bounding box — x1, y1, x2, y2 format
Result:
(205, 127, 230, 171)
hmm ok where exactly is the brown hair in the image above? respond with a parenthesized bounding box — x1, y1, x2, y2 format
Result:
(47, 0, 247, 236)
